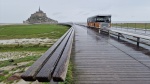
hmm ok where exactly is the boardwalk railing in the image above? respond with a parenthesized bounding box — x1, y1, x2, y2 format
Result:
(21, 27, 74, 82)
(112, 23, 150, 35)
(110, 29, 150, 47)
(78, 24, 150, 47)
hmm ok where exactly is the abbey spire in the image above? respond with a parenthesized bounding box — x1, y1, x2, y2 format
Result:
(39, 6, 41, 11)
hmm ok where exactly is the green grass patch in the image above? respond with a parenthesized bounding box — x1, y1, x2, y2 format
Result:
(0, 70, 9, 82)
(0, 55, 40, 68)
(3, 73, 14, 83)
(0, 56, 41, 82)
(0, 24, 69, 39)
(0, 45, 49, 52)
(0, 24, 73, 83)
(0, 75, 6, 82)
(0, 70, 8, 82)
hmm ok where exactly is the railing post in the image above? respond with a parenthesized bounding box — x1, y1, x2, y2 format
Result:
(118, 33, 121, 40)
(137, 37, 140, 47)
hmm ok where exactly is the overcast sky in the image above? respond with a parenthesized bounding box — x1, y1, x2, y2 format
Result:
(0, 0, 150, 23)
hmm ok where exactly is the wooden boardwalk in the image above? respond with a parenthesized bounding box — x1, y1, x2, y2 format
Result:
(72, 25, 150, 84)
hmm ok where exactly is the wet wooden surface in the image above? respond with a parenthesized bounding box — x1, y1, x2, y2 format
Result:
(36, 28, 73, 82)
(21, 28, 74, 82)
(53, 29, 74, 82)
(21, 28, 72, 81)
(72, 25, 150, 84)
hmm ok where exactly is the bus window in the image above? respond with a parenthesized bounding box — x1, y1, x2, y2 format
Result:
(106, 17, 111, 23)
(96, 17, 105, 22)
(95, 16, 111, 23)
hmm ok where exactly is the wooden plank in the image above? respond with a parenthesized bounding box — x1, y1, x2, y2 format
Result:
(35, 28, 73, 82)
(53, 29, 74, 82)
(73, 25, 150, 84)
(21, 28, 72, 81)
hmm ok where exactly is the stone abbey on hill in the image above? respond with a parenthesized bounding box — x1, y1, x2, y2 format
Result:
(23, 7, 58, 24)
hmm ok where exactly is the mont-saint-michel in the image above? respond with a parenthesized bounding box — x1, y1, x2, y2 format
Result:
(23, 7, 58, 24)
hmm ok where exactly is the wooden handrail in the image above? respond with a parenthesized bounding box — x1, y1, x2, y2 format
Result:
(21, 27, 74, 82)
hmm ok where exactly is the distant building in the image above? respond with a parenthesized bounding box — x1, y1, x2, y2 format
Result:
(23, 7, 58, 24)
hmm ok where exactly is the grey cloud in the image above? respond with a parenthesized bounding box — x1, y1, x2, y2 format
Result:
(0, 0, 150, 23)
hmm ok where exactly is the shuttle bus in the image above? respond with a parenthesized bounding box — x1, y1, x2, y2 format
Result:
(87, 15, 111, 32)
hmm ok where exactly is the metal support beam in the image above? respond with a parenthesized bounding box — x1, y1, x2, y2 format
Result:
(137, 37, 140, 47)
(118, 33, 121, 40)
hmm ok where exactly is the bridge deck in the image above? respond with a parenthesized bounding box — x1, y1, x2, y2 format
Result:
(72, 25, 150, 84)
